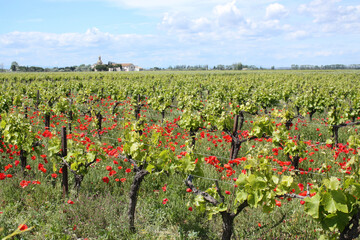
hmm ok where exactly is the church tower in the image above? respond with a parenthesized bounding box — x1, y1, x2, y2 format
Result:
(97, 56, 103, 65)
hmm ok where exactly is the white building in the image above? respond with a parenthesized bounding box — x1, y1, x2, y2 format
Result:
(92, 57, 142, 72)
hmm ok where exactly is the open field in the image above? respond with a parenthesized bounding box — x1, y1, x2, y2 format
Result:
(1, 70, 360, 239)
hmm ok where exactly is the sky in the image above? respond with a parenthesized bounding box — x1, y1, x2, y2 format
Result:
(0, 0, 360, 69)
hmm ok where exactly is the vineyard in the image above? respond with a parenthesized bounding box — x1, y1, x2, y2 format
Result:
(1, 70, 360, 239)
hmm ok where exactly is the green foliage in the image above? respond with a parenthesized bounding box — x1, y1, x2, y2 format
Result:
(0, 113, 39, 153)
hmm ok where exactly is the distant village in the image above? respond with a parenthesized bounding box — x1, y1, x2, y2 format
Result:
(3, 58, 359, 73)
(92, 56, 142, 72)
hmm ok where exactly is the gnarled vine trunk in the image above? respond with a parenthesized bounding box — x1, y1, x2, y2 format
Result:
(128, 169, 149, 233)
(340, 210, 360, 240)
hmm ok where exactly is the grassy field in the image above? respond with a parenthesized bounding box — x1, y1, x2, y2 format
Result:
(1, 70, 360, 239)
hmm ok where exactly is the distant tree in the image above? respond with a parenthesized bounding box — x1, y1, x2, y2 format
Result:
(291, 64, 299, 70)
(95, 64, 109, 72)
(10, 61, 19, 71)
(113, 64, 122, 70)
(76, 64, 91, 72)
(271, 66, 275, 70)
(216, 64, 225, 70)
(232, 62, 243, 70)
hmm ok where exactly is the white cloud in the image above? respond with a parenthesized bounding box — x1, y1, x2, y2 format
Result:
(298, 0, 360, 33)
(160, 1, 294, 40)
(213, 0, 246, 26)
(0, 28, 152, 49)
(0, 28, 158, 67)
(314, 51, 333, 57)
(286, 30, 310, 40)
(106, 0, 230, 12)
(265, 3, 288, 19)
(160, 1, 251, 35)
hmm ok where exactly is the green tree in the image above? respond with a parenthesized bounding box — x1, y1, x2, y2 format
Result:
(95, 64, 109, 72)
(232, 62, 243, 70)
(10, 61, 19, 72)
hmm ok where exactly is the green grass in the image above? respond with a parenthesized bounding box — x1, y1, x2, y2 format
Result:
(1, 96, 359, 239)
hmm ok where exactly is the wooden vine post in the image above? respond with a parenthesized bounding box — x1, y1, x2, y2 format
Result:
(229, 112, 244, 160)
(68, 99, 73, 134)
(135, 94, 141, 120)
(35, 90, 40, 109)
(61, 126, 69, 197)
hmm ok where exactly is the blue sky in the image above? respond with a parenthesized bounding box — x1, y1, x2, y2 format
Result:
(1, 0, 360, 68)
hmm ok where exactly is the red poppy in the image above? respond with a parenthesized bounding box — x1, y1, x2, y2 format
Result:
(102, 176, 109, 183)
(42, 130, 52, 138)
(20, 180, 30, 188)
(186, 188, 192, 192)
(125, 168, 131, 173)
(0, 173, 6, 180)
(67, 200, 74, 204)
(18, 224, 28, 231)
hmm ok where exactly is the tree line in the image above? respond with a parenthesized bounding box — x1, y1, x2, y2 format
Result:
(291, 64, 360, 70)
(10, 61, 92, 72)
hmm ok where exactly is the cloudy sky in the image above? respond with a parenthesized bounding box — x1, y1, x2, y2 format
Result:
(1, 0, 359, 68)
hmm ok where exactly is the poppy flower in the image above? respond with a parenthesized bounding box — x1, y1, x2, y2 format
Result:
(20, 180, 30, 188)
(0, 173, 6, 180)
(67, 200, 74, 204)
(102, 176, 109, 183)
(42, 130, 52, 138)
(18, 224, 28, 231)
